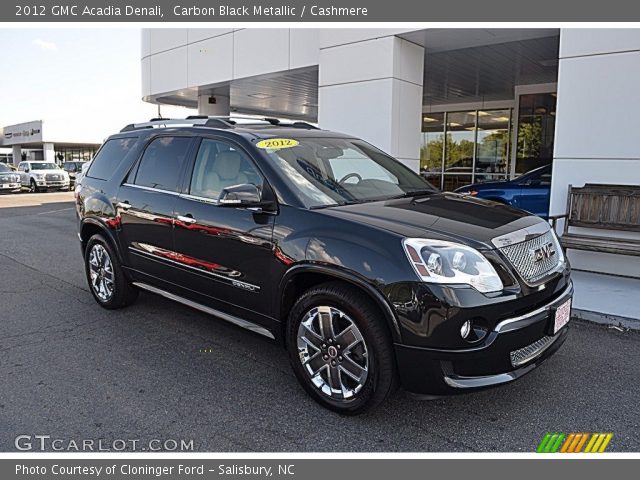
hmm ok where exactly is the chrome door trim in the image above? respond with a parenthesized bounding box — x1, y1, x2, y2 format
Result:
(129, 246, 260, 292)
(132, 282, 275, 340)
(121, 183, 180, 196)
(493, 282, 573, 333)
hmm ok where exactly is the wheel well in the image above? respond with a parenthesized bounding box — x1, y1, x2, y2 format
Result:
(80, 222, 118, 258)
(279, 271, 399, 345)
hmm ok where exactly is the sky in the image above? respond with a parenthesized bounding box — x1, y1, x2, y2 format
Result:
(0, 28, 195, 144)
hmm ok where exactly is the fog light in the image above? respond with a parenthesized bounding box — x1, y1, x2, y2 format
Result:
(460, 320, 472, 339)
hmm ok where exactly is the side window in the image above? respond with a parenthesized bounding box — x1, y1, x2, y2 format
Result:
(88, 137, 138, 181)
(134, 136, 192, 192)
(189, 139, 263, 200)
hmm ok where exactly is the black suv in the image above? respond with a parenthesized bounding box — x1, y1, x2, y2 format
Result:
(76, 117, 572, 414)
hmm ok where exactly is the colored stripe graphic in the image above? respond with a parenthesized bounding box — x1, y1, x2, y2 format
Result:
(537, 433, 612, 453)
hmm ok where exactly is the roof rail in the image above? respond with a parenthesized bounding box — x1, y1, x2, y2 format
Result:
(120, 116, 319, 132)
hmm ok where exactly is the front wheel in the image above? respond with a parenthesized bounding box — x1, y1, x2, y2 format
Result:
(287, 282, 397, 415)
(29, 179, 37, 193)
(84, 234, 138, 309)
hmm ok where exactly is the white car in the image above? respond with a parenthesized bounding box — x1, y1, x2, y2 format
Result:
(18, 161, 70, 193)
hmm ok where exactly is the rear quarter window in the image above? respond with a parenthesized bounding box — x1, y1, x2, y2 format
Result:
(87, 137, 138, 181)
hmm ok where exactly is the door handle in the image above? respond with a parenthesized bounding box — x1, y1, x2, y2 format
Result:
(116, 201, 131, 210)
(176, 214, 197, 224)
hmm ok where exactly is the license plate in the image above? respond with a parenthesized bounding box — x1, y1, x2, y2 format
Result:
(554, 299, 571, 334)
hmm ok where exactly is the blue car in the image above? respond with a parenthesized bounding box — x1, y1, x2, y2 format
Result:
(455, 165, 552, 218)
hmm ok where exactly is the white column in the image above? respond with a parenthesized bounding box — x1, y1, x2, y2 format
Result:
(42, 143, 55, 163)
(12, 145, 21, 166)
(198, 93, 230, 116)
(318, 35, 424, 171)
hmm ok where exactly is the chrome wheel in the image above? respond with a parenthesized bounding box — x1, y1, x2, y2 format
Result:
(297, 306, 369, 400)
(88, 244, 115, 302)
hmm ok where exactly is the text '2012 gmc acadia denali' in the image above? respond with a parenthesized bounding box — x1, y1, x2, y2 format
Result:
(76, 116, 572, 414)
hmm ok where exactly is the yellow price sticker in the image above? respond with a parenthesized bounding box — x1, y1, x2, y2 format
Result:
(256, 138, 300, 150)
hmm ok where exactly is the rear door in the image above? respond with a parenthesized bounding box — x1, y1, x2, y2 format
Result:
(117, 135, 195, 279)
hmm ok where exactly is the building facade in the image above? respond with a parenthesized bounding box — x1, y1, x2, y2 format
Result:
(1, 120, 99, 166)
(141, 28, 640, 322)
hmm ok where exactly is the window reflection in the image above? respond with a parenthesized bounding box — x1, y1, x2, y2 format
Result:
(420, 113, 444, 188)
(516, 93, 556, 173)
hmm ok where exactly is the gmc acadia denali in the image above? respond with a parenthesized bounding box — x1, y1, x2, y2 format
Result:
(76, 116, 572, 414)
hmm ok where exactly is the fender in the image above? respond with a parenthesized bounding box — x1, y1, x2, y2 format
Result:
(278, 263, 402, 343)
(79, 217, 124, 264)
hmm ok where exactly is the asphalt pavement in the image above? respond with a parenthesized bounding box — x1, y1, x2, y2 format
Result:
(0, 192, 638, 452)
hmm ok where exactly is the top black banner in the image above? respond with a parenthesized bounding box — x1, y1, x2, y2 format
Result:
(5, 0, 640, 22)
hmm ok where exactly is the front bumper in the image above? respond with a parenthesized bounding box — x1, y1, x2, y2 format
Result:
(0, 182, 21, 191)
(394, 281, 573, 395)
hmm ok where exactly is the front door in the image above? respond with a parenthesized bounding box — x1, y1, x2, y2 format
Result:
(117, 135, 194, 279)
(171, 137, 276, 324)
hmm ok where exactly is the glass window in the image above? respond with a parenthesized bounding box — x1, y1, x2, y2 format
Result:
(475, 109, 511, 183)
(420, 113, 445, 187)
(189, 139, 263, 200)
(516, 93, 556, 174)
(88, 137, 138, 181)
(134, 136, 191, 192)
(443, 111, 476, 191)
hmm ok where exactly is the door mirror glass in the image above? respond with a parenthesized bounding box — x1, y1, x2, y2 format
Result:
(218, 183, 262, 207)
(24, 168, 29, 173)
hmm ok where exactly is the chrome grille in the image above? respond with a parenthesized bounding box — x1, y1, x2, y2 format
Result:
(499, 230, 562, 284)
(510, 335, 555, 367)
(45, 173, 61, 181)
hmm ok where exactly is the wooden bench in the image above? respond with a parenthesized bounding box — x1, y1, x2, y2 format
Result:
(549, 184, 640, 256)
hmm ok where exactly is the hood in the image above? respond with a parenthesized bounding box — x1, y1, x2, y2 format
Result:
(318, 192, 545, 250)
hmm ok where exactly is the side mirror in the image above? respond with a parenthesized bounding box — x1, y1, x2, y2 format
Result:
(218, 184, 276, 213)
(24, 168, 29, 173)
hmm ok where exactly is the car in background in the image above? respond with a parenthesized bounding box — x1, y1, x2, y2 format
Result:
(455, 165, 552, 218)
(17, 161, 70, 193)
(0, 163, 21, 193)
(63, 161, 86, 189)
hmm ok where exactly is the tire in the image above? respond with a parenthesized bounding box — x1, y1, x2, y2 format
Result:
(84, 234, 138, 309)
(29, 179, 37, 193)
(287, 281, 398, 415)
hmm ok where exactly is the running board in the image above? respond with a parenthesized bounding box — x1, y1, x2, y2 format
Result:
(132, 282, 275, 340)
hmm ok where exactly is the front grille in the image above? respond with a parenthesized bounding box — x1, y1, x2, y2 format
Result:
(510, 335, 555, 367)
(499, 230, 562, 284)
(45, 173, 61, 181)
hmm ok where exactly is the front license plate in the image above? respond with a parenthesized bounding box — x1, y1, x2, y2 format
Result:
(554, 299, 571, 334)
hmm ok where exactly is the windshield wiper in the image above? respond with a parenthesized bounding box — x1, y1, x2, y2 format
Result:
(390, 189, 436, 199)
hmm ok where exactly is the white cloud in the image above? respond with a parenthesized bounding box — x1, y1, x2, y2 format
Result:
(32, 38, 58, 52)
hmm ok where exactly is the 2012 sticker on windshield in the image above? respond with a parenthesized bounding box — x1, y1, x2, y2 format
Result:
(256, 138, 299, 150)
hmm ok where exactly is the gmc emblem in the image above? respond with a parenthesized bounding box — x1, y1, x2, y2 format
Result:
(530, 242, 556, 263)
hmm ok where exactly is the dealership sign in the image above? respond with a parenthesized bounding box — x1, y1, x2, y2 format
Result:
(1, 120, 43, 146)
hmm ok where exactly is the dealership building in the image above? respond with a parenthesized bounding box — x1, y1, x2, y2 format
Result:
(141, 28, 640, 323)
(0, 120, 100, 166)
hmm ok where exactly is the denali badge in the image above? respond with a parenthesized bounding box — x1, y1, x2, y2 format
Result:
(531, 242, 556, 263)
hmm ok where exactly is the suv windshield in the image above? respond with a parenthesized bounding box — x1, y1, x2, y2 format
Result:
(261, 137, 436, 208)
(30, 162, 58, 170)
(0, 164, 11, 173)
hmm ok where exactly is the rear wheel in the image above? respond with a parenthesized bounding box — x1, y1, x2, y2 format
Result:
(84, 234, 138, 309)
(287, 282, 397, 415)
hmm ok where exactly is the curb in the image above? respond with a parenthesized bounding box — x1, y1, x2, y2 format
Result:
(572, 308, 640, 331)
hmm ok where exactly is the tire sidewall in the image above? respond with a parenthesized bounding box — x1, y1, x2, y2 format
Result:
(287, 288, 388, 415)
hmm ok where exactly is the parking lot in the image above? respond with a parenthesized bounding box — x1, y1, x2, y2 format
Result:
(0, 192, 638, 452)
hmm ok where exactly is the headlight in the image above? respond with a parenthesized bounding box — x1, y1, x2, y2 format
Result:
(34, 173, 45, 179)
(403, 238, 503, 293)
